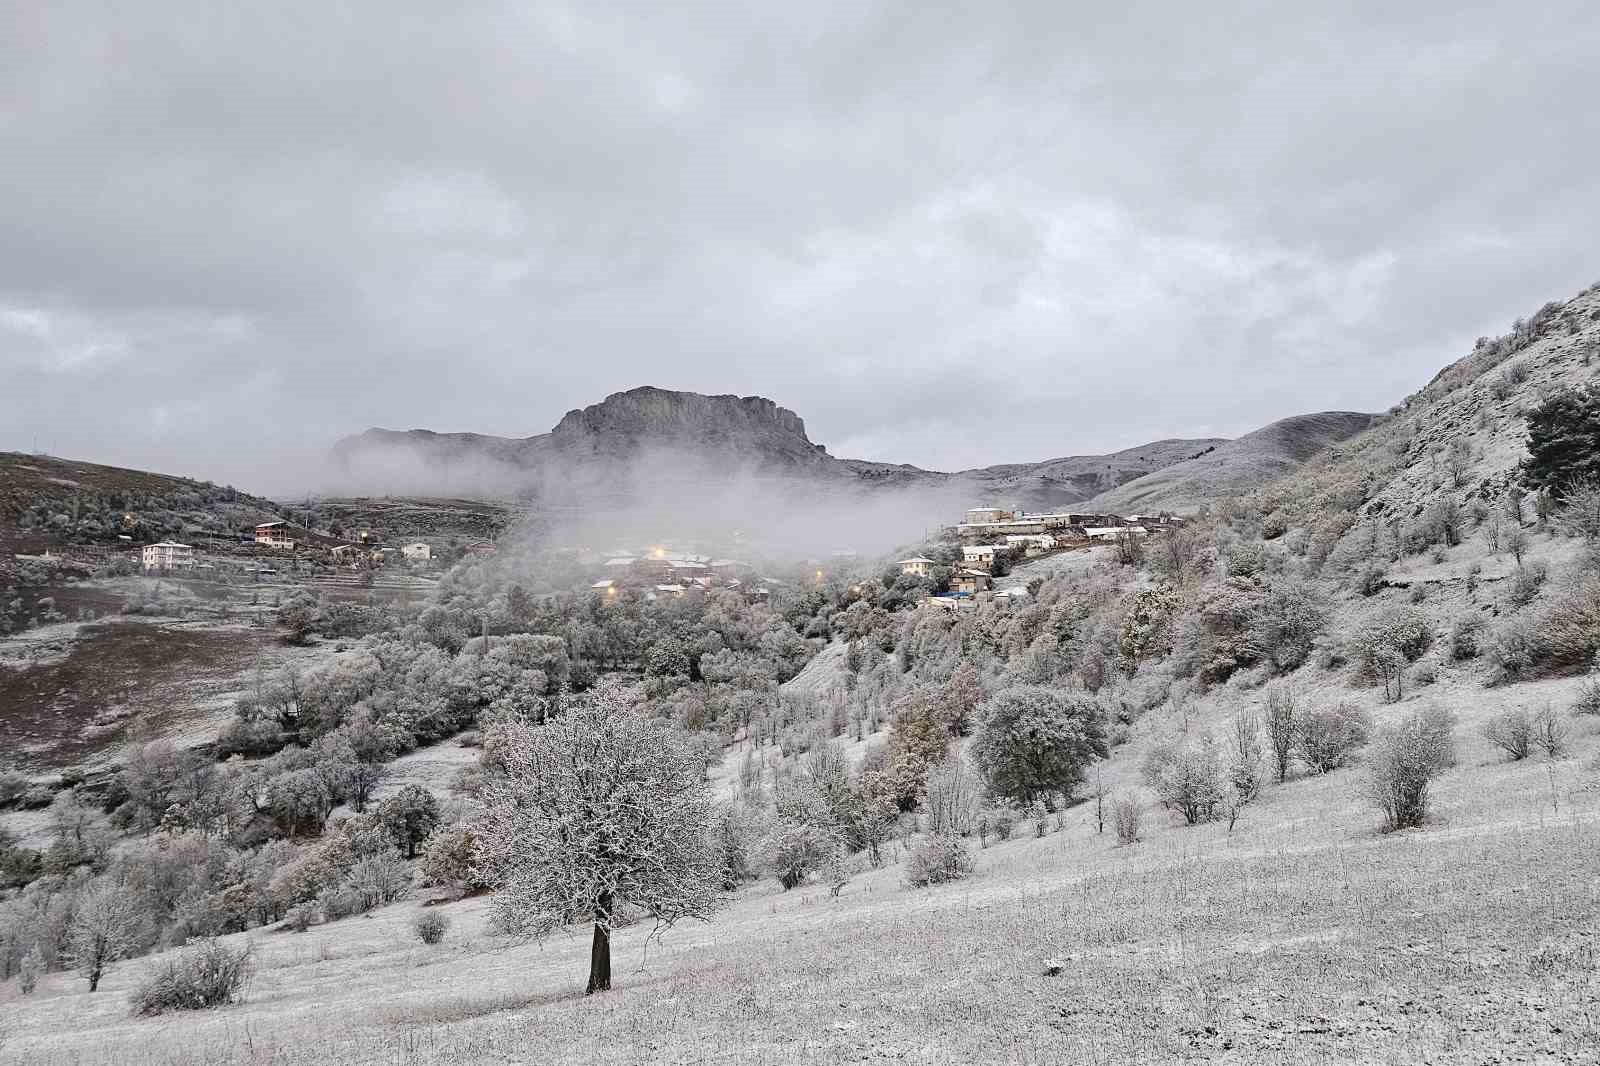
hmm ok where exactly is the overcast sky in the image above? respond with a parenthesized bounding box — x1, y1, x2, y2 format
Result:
(3, 2, 1598, 494)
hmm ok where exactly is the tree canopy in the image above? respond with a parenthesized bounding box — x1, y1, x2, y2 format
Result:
(970, 686, 1108, 805)
(473, 689, 722, 993)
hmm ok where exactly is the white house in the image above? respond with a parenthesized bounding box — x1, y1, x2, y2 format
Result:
(142, 541, 195, 571)
(898, 557, 935, 578)
(961, 544, 1001, 568)
(1005, 533, 1055, 555)
(401, 542, 432, 562)
(1084, 526, 1148, 541)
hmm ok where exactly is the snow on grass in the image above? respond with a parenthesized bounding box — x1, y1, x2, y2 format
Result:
(4, 697, 1596, 1064)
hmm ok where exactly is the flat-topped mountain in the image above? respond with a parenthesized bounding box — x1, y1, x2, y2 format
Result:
(332, 385, 1226, 509)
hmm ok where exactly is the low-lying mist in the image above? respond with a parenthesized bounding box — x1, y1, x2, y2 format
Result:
(330, 438, 984, 567)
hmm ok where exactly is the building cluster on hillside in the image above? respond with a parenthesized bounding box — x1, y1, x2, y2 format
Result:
(951, 506, 1176, 540)
(589, 547, 773, 603)
(137, 519, 472, 574)
(888, 504, 1181, 609)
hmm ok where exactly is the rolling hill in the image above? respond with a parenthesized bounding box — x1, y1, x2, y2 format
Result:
(1082, 411, 1382, 513)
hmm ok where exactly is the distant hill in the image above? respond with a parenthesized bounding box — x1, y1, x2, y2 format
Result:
(332, 385, 1225, 513)
(1082, 411, 1382, 513)
(0, 451, 284, 548)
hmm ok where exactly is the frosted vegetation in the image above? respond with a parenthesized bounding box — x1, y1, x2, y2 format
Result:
(2, 285, 1600, 1061)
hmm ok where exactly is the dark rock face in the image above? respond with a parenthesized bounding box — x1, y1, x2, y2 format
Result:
(547, 387, 829, 471)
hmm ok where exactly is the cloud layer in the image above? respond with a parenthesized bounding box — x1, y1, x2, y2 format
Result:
(3, 2, 1597, 493)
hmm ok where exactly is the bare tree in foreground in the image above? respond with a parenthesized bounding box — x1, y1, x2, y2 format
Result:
(473, 692, 721, 994)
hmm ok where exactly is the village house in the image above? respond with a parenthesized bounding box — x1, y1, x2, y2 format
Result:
(961, 544, 1001, 569)
(255, 521, 296, 549)
(464, 542, 497, 556)
(963, 507, 1017, 525)
(1004, 533, 1056, 556)
(1084, 525, 1148, 541)
(142, 541, 195, 571)
(401, 542, 432, 563)
(898, 557, 935, 578)
(330, 544, 360, 563)
(951, 568, 991, 595)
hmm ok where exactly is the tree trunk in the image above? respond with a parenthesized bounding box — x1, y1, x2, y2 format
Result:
(88, 962, 101, 992)
(586, 891, 613, 994)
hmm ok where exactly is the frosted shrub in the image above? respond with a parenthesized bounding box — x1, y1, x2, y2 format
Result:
(1573, 676, 1600, 717)
(1483, 709, 1535, 760)
(1296, 703, 1372, 773)
(413, 910, 451, 945)
(1142, 735, 1223, 825)
(922, 756, 982, 837)
(129, 939, 252, 1016)
(1029, 800, 1049, 838)
(1531, 705, 1569, 759)
(981, 803, 1021, 842)
(1112, 794, 1141, 845)
(1450, 614, 1487, 660)
(18, 947, 41, 994)
(1366, 706, 1456, 831)
(1485, 616, 1541, 683)
(904, 835, 973, 887)
(1506, 562, 1548, 609)
(765, 823, 837, 890)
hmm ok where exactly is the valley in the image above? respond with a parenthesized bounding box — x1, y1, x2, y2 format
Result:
(3, 283, 1600, 1065)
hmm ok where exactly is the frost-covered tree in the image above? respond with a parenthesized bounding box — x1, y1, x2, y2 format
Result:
(377, 785, 440, 859)
(67, 878, 142, 992)
(970, 686, 1107, 805)
(473, 692, 721, 994)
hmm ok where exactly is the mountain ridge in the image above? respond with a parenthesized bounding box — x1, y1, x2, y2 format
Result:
(332, 385, 1233, 509)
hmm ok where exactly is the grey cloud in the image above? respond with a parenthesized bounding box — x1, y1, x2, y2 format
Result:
(2, 1, 1597, 492)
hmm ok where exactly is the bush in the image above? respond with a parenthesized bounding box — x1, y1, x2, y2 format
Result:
(1141, 736, 1223, 825)
(978, 803, 1020, 844)
(1534, 574, 1600, 673)
(1483, 710, 1534, 760)
(1573, 677, 1600, 717)
(1450, 614, 1487, 661)
(413, 910, 451, 945)
(1113, 794, 1141, 845)
(1366, 706, 1456, 831)
(1263, 685, 1298, 783)
(1296, 703, 1372, 773)
(1532, 705, 1569, 759)
(904, 834, 974, 887)
(764, 823, 837, 890)
(1506, 562, 1548, 609)
(1485, 616, 1542, 683)
(129, 940, 253, 1016)
(922, 756, 983, 837)
(18, 947, 42, 994)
